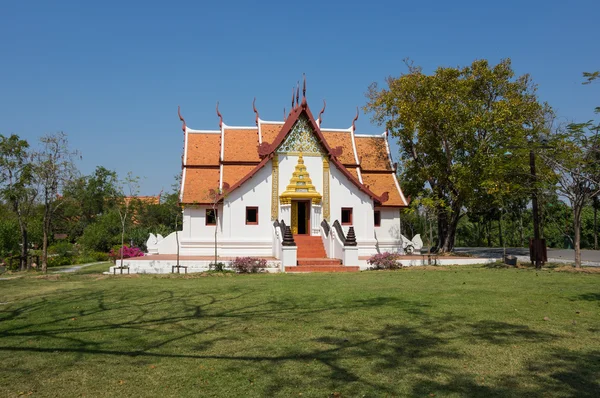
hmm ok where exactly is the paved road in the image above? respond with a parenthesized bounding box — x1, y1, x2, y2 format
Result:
(455, 247, 600, 266)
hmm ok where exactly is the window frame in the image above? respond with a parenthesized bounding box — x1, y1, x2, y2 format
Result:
(374, 210, 381, 227)
(205, 208, 218, 226)
(245, 206, 259, 225)
(341, 207, 353, 226)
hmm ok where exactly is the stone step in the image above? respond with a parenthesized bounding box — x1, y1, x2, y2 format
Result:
(297, 258, 342, 266)
(297, 250, 327, 256)
(285, 265, 360, 273)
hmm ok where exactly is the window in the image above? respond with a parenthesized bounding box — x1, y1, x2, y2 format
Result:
(206, 209, 217, 225)
(341, 208, 353, 225)
(374, 210, 381, 227)
(246, 207, 258, 225)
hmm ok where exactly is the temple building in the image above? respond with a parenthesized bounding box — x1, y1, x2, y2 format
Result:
(143, 82, 410, 272)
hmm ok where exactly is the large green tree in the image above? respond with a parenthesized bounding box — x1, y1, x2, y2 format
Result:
(0, 134, 37, 270)
(365, 59, 548, 252)
(543, 125, 600, 266)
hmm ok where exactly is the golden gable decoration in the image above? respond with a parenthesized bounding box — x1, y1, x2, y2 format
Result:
(280, 153, 322, 205)
(277, 115, 324, 155)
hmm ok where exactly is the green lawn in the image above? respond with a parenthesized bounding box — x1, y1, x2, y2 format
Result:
(1, 266, 598, 397)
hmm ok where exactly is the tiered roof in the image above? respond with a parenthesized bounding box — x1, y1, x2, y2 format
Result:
(178, 92, 408, 208)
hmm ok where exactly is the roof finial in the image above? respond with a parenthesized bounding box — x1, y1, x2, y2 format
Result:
(317, 100, 326, 125)
(177, 105, 186, 133)
(301, 74, 307, 108)
(302, 73, 306, 98)
(352, 106, 359, 132)
(291, 87, 295, 109)
(283, 107, 287, 121)
(253, 97, 259, 126)
(296, 81, 300, 108)
(216, 101, 223, 128)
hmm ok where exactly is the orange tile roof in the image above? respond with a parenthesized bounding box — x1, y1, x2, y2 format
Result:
(186, 133, 220, 166)
(321, 131, 356, 165)
(180, 99, 407, 207)
(361, 172, 406, 207)
(223, 128, 260, 162)
(260, 123, 283, 145)
(355, 136, 392, 171)
(222, 165, 257, 188)
(181, 168, 220, 204)
(124, 195, 161, 206)
(345, 167, 359, 180)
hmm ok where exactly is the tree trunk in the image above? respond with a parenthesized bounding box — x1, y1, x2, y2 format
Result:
(486, 220, 492, 247)
(214, 217, 218, 266)
(573, 205, 582, 268)
(42, 227, 48, 273)
(42, 205, 50, 273)
(120, 219, 125, 268)
(594, 204, 598, 251)
(437, 207, 448, 252)
(437, 202, 461, 252)
(519, 214, 524, 247)
(498, 217, 504, 248)
(20, 227, 28, 271)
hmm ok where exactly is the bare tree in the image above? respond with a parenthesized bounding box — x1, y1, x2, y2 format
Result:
(206, 183, 230, 269)
(114, 172, 140, 270)
(33, 132, 79, 273)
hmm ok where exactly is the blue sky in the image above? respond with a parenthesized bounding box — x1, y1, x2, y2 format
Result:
(1, 0, 598, 195)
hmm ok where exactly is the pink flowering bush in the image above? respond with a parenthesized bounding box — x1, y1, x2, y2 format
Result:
(109, 245, 144, 263)
(367, 252, 402, 270)
(231, 257, 267, 273)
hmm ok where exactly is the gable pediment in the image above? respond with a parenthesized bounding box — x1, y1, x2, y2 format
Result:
(276, 115, 324, 155)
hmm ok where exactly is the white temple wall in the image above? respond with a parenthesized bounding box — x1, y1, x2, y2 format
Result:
(329, 164, 376, 256)
(182, 205, 224, 240)
(218, 161, 273, 256)
(374, 207, 403, 253)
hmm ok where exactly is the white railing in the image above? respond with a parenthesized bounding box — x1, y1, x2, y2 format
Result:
(272, 221, 283, 259)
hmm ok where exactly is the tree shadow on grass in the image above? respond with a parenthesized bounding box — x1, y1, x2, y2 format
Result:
(0, 285, 598, 396)
(576, 293, 600, 302)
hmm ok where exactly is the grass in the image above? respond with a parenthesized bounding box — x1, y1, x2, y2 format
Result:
(0, 265, 599, 397)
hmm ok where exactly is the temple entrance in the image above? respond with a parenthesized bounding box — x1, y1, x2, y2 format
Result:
(280, 153, 321, 235)
(292, 200, 310, 235)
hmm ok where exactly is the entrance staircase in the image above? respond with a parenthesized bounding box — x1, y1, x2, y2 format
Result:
(285, 235, 359, 273)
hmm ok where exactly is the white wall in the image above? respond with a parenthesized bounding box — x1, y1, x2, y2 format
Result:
(179, 162, 274, 256)
(224, 162, 273, 242)
(329, 164, 377, 256)
(374, 207, 403, 253)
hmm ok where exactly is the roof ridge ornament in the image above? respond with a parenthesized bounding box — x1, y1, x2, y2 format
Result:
(177, 106, 186, 132)
(216, 101, 223, 128)
(295, 81, 300, 109)
(301, 74, 307, 109)
(317, 100, 326, 125)
(283, 107, 287, 121)
(253, 97, 259, 126)
(291, 86, 295, 109)
(352, 106, 359, 132)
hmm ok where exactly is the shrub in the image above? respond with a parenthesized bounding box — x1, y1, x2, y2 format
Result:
(209, 262, 226, 272)
(108, 245, 144, 263)
(75, 251, 110, 264)
(47, 255, 73, 267)
(367, 252, 402, 270)
(231, 257, 267, 273)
